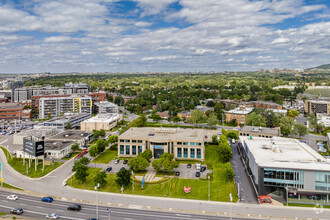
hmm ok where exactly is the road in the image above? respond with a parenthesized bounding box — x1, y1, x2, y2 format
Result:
(0, 191, 248, 220)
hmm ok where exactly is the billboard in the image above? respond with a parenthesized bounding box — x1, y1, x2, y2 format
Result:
(23, 138, 44, 157)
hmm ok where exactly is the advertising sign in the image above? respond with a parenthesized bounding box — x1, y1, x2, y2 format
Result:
(184, 186, 191, 193)
(23, 138, 44, 157)
(153, 145, 164, 149)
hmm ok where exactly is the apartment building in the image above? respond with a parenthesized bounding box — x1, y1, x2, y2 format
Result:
(225, 107, 253, 125)
(0, 103, 31, 120)
(305, 100, 330, 114)
(94, 101, 118, 114)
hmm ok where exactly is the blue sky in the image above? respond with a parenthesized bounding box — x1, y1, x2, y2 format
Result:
(0, 0, 329, 73)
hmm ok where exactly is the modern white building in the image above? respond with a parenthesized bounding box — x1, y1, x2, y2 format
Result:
(80, 114, 123, 132)
(238, 136, 330, 205)
(317, 113, 330, 127)
(43, 113, 91, 131)
(94, 101, 119, 114)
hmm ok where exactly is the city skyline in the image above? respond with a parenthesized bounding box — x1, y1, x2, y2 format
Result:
(0, 0, 329, 73)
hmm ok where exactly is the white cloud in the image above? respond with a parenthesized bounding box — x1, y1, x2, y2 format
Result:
(133, 0, 177, 16)
(44, 36, 71, 43)
(142, 55, 177, 61)
(271, 37, 290, 44)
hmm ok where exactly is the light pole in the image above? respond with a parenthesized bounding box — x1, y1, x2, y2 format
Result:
(208, 175, 210, 201)
(229, 193, 233, 220)
(95, 183, 100, 220)
(132, 171, 134, 194)
(106, 208, 111, 220)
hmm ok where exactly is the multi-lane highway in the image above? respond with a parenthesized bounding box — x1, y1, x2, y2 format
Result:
(0, 191, 248, 220)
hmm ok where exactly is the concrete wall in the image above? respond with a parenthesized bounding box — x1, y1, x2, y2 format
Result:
(304, 170, 316, 190)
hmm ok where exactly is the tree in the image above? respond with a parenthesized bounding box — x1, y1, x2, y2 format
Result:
(173, 115, 181, 123)
(287, 110, 299, 118)
(71, 143, 79, 151)
(152, 153, 179, 173)
(99, 129, 106, 137)
(115, 168, 131, 187)
(279, 116, 295, 136)
(128, 157, 149, 172)
(225, 163, 235, 182)
(212, 135, 219, 145)
(139, 149, 152, 161)
(94, 171, 107, 188)
(246, 112, 266, 127)
(75, 163, 88, 184)
(66, 122, 72, 130)
(107, 95, 113, 102)
(227, 131, 238, 140)
(114, 96, 122, 105)
(79, 157, 90, 166)
(207, 114, 218, 128)
(96, 139, 106, 153)
(108, 135, 118, 144)
(72, 157, 90, 171)
(150, 113, 162, 122)
(156, 100, 162, 112)
(89, 145, 98, 157)
(294, 124, 308, 137)
(217, 135, 233, 163)
(189, 109, 204, 124)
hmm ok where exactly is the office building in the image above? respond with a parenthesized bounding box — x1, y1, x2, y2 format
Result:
(0, 103, 31, 120)
(305, 100, 330, 114)
(238, 136, 330, 205)
(80, 114, 123, 132)
(225, 107, 253, 125)
(43, 113, 91, 131)
(118, 127, 218, 160)
(240, 126, 280, 138)
(94, 101, 118, 114)
(317, 113, 330, 127)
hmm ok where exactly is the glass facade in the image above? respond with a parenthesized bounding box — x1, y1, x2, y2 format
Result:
(190, 148, 195, 158)
(263, 168, 304, 188)
(125, 145, 130, 155)
(177, 148, 182, 157)
(190, 142, 195, 146)
(138, 146, 142, 154)
(120, 145, 124, 154)
(197, 149, 201, 158)
(315, 172, 330, 191)
(183, 148, 188, 158)
(132, 145, 136, 155)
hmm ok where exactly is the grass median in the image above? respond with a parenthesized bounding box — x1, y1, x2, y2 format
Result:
(92, 148, 117, 164)
(70, 144, 238, 202)
(2, 182, 22, 190)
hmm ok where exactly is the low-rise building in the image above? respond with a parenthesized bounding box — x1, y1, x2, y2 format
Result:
(225, 107, 253, 125)
(239, 126, 280, 138)
(43, 113, 91, 131)
(238, 136, 330, 205)
(80, 114, 123, 132)
(317, 113, 330, 127)
(118, 127, 218, 160)
(0, 103, 31, 120)
(13, 127, 57, 145)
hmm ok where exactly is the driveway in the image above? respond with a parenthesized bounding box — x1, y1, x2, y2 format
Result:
(173, 163, 211, 179)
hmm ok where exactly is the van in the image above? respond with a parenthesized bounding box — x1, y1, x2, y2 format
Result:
(196, 163, 201, 170)
(232, 139, 236, 144)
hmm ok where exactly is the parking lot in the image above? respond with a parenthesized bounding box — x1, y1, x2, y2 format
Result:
(173, 163, 211, 179)
(88, 159, 129, 173)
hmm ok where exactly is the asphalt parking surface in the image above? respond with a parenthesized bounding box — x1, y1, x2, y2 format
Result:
(173, 163, 212, 179)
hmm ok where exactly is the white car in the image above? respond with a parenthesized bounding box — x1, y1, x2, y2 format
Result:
(7, 195, 19, 200)
(46, 213, 59, 219)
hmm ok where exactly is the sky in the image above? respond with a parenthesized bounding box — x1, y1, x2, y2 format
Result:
(0, 0, 329, 73)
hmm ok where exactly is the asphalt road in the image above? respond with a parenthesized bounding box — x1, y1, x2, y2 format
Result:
(0, 190, 248, 220)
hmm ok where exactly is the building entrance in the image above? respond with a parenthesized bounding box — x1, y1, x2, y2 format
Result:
(154, 148, 164, 159)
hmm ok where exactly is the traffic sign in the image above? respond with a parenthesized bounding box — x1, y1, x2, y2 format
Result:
(0, 178, 3, 182)
(141, 176, 145, 189)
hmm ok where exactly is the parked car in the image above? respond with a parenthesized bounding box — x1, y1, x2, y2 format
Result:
(123, 159, 128, 164)
(105, 167, 112, 172)
(41, 197, 53, 203)
(7, 195, 19, 200)
(232, 139, 236, 144)
(46, 213, 59, 219)
(200, 166, 206, 172)
(66, 153, 72, 158)
(196, 163, 201, 170)
(195, 172, 201, 177)
(114, 159, 120, 164)
(175, 172, 180, 176)
(187, 164, 191, 168)
(10, 208, 23, 215)
(67, 204, 81, 211)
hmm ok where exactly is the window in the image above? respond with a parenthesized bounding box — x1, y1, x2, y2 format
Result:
(184, 148, 188, 158)
(120, 139, 124, 142)
(125, 139, 130, 143)
(197, 149, 201, 159)
(177, 142, 182, 145)
(120, 145, 124, 154)
(183, 142, 188, 145)
(190, 148, 195, 158)
(138, 146, 142, 154)
(132, 146, 136, 155)
(126, 145, 130, 155)
(196, 143, 202, 146)
(132, 140, 137, 143)
(138, 140, 142, 143)
(190, 142, 195, 146)
(177, 148, 182, 157)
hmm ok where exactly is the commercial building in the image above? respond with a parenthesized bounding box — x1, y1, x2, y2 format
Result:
(80, 114, 123, 132)
(13, 127, 57, 145)
(39, 95, 92, 119)
(317, 113, 330, 127)
(94, 101, 118, 114)
(305, 100, 330, 114)
(225, 107, 253, 125)
(240, 126, 280, 138)
(43, 113, 91, 131)
(118, 127, 218, 160)
(0, 103, 31, 120)
(238, 136, 330, 205)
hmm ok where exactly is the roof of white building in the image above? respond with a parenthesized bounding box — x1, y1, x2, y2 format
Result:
(225, 107, 253, 115)
(82, 114, 121, 123)
(239, 136, 330, 171)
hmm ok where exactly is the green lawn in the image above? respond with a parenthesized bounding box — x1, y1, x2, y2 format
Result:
(70, 144, 238, 202)
(92, 148, 118, 164)
(2, 182, 22, 190)
(0, 212, 6, 215)
(0, 146, 12, 161)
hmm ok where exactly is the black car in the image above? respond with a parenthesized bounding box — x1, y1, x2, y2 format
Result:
(123, 159, 128, 164)
(175, 172, 180, 176)
(195, 172, 201, 177)
(105, 167, 112, 172)
(10, 208, 23, 215)
(67, 204, 81, 211)
(200, 166, 206, 172)
(187, 163, 191, 168)
(66, 153, 72, 158)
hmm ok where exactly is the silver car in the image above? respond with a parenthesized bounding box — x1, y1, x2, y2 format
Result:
(46, 213, 59, 219)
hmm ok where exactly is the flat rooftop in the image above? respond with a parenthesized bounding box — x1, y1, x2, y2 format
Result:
(240, 126, 280, 136)
(14, 127, 57, 137)
(48, 130, 91, 141)
(46, 113, 90, 123)
(44, 140, 72, 151)
(0, 103, 24, 110)
(226, 107, 253, 115)
(83, 114, 121, 123)
(308, 100, 330, 104)
(239, 136, 330, 171)
(120, 127, 218, 142)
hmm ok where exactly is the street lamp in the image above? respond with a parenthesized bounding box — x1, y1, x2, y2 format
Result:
(208, 175, 210, 201)
(229, 193, 233, 220)
(95, 183, 100, 220)
(132, 171, 134, 194)
(106, 208, 111, 220)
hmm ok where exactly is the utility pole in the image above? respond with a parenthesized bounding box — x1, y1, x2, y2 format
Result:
(107, 208, 111, 220)
(95, 183, 100, 220)
(132, 171, 134, 194)
(229, 193, 233, 220)
(208, 175, 210, 201)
